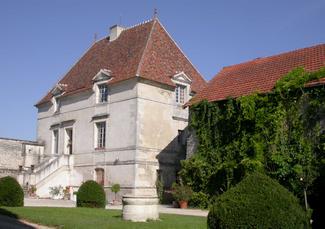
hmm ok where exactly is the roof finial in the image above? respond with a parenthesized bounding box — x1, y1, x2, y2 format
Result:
(94, 33, 97, 43)
(153, 8, 158, 19)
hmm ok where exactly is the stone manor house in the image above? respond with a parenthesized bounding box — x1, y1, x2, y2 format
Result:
(1, 17, 325, 202)
(0, 18, 206, 200)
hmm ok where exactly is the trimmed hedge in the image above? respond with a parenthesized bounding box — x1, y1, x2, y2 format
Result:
(189, 191, 210, 209)
(76, 180, 106, 208)
(207, 173, 307, 229)
(0, 176, 24, 207)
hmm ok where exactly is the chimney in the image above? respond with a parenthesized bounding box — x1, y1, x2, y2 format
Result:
(109, 25, 124, 41)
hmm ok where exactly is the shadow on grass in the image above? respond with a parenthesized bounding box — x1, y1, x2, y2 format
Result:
(112, 215, 122, 218)
(0, 208, 34, 229)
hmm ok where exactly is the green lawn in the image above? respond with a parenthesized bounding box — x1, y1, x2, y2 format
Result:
(0, 207, 206, 229)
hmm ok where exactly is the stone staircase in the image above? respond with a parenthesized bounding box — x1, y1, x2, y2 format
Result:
(18, 154, 74, 197)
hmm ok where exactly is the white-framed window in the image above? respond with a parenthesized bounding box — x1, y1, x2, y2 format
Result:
(95, 121, 106, 149)
(97, 84, 108, 103)
(64, 128, 73, 154)
(52, 97, 61, 113)
(175, 84, 186, 104)
(52, 129, 59, 154)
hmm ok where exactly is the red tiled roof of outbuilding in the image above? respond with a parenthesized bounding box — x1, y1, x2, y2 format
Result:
(190, 44, 325, 104)
(36, 19, 206, 106)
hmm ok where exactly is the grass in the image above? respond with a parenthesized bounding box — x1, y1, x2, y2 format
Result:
(0, 207, 207, 229)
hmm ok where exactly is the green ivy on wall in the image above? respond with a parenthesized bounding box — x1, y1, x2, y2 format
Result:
(180, 67, 325, 202)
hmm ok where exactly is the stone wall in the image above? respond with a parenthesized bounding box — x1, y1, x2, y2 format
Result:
(0, 138, 44, 179)
(0, 138, 24, 170)
(0, 168, 19, 179)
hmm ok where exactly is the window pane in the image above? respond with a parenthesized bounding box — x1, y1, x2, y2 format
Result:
(176, 85, 186, 104)
(96, 122, 106, 148)
(53, 130, 59, 154)
(98, 84, 108, 103)
(180, 86, 185, 103)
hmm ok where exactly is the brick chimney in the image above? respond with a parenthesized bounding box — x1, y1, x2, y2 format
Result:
(109, 25, 124, 41)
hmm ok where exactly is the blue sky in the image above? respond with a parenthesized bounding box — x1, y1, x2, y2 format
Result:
(1, 0, 325, 140)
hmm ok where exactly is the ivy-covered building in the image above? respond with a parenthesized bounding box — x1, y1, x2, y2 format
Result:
(183, 43, 325, 222)
(187, 43, 325, 157)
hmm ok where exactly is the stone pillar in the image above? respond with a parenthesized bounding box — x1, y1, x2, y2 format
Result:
(122, 195, 159, 222)
(122, 160, 159, 222)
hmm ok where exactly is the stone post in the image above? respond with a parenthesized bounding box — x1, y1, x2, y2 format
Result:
(122, 161, 159, 222)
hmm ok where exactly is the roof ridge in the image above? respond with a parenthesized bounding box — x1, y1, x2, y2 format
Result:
(222, 43, 325, 71)
(123, 18, 154, 31)
(135, 18, 157, 76)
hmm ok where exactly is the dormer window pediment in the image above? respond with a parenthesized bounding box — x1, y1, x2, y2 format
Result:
(172, 71, 192, 85)
(92, 69, 112, 83)
(51, 83, 67, 96)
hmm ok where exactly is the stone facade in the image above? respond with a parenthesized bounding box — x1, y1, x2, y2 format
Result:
(35, 76, 190, 200)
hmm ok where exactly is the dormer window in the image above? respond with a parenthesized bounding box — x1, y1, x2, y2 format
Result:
(93, 69, 112, 104)
(175, 84, 186, 104)
(98, 84, 108, 103)
(51, 83, 66, 114)
(52, 96, 61, 113)
(172, 71, 192, 105)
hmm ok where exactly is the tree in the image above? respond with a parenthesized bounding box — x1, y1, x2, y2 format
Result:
(111, 183, 120, 202)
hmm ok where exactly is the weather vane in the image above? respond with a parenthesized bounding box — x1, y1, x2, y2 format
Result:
(153, 8, 158, 19)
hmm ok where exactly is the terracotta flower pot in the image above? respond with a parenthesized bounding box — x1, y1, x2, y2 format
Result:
(178, 200, 188, 209)
(113, 200, 119, 205)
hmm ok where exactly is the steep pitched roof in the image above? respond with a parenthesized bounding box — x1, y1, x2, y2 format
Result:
(190, 44, 325, 104)
(36, 19, 206, 106)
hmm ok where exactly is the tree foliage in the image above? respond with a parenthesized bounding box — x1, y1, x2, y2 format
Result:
(180, 67, 325, 203)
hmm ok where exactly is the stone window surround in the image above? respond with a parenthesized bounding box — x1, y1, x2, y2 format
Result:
(51, 96, 61, 114)
(93, 118, 107, 150)
(98, 83, 109, 103)
(175, 84, 186, 104)
(171, 72, 192, 106)
(63, 126, 73, 155)
(51, 128, 59, 155)
(49, 120, 75, 155)
(92, 69, 113, 105)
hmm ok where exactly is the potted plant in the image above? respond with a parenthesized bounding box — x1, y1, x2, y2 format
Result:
(172, 182, 193, 209)
(28, 185, 37, 198)
(63, 186, 71, 200)
(111, 183, 120, 205)
(49, 185, 63, 199)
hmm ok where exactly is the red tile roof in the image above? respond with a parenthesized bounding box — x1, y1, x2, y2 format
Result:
(36, 19, 206, 106)
(190, 44, 325, 104)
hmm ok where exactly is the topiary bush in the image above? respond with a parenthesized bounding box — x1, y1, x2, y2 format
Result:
(207, 173, 307, 229)
(76, 180, 106, 208)
(0, 176, 24, 207)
